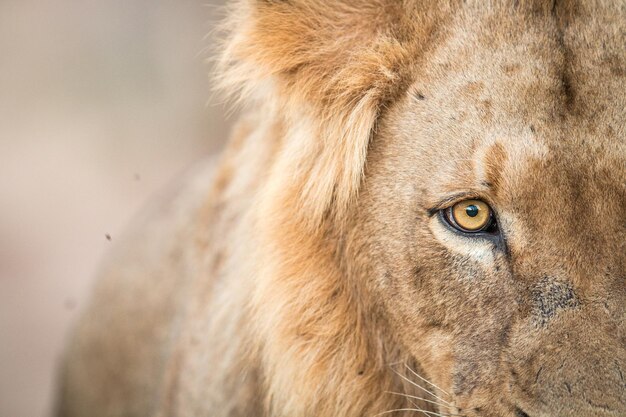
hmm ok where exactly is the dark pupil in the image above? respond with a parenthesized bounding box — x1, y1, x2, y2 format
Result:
(465, 205, 479, 217)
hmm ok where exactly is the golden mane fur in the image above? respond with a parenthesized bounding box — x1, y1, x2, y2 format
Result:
(216, 0, 441, 226)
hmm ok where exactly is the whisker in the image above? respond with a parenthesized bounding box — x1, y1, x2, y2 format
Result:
(373, 408, 436, 417)
(374, 406, 456, 417)
(404, 364, 452, 398)
(390, 367, 454, 407)
(409, 397, 456, 417)
(385, 391, 449, 410)
(401, 394, 464, 417)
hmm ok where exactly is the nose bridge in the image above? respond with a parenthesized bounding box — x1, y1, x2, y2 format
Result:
(512, 236, 621, 330)
(509, 233, 626, 413)
(514, 307, 626, 416)
(510, 149, 620, 278)
(528, 276, 579, 328)
(506, 157, 626, 413)
(510, 203, 618, 293)
(515, 224, 625, 312)
(511, 310, 626, 416)
(529, 169, 625, 275)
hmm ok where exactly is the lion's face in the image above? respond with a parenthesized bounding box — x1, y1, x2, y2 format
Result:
(220, 1, 625, 415)
(53, 1, 625, 416)
(350, 11, 626, 416)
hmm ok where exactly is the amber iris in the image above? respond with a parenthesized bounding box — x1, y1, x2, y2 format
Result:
(449, 199, 492, 232)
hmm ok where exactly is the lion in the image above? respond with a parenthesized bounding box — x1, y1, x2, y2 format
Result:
(56, 1, 625, 416)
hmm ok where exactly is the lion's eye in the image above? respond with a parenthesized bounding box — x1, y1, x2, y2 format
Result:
(443, 199, 496, 233)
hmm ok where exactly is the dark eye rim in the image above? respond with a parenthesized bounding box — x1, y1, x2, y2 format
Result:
(440, 202, 499, 235)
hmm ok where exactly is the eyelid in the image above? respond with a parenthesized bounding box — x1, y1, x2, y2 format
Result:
(426, 192, 486, 217)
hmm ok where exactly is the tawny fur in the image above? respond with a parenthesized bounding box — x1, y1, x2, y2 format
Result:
(58, 1, 625, 416)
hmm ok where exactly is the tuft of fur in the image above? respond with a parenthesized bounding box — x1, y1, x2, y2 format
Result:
(216, 0, 447, 228)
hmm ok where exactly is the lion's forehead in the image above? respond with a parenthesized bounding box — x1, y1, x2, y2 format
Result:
(474, 132, 625, 196)
(409, 3, 625, 144)
(429, 1, 624, 111)
(398, 2, 625, 213)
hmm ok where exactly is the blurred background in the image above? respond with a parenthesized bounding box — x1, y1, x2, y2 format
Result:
(0, 1, 231, 415)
